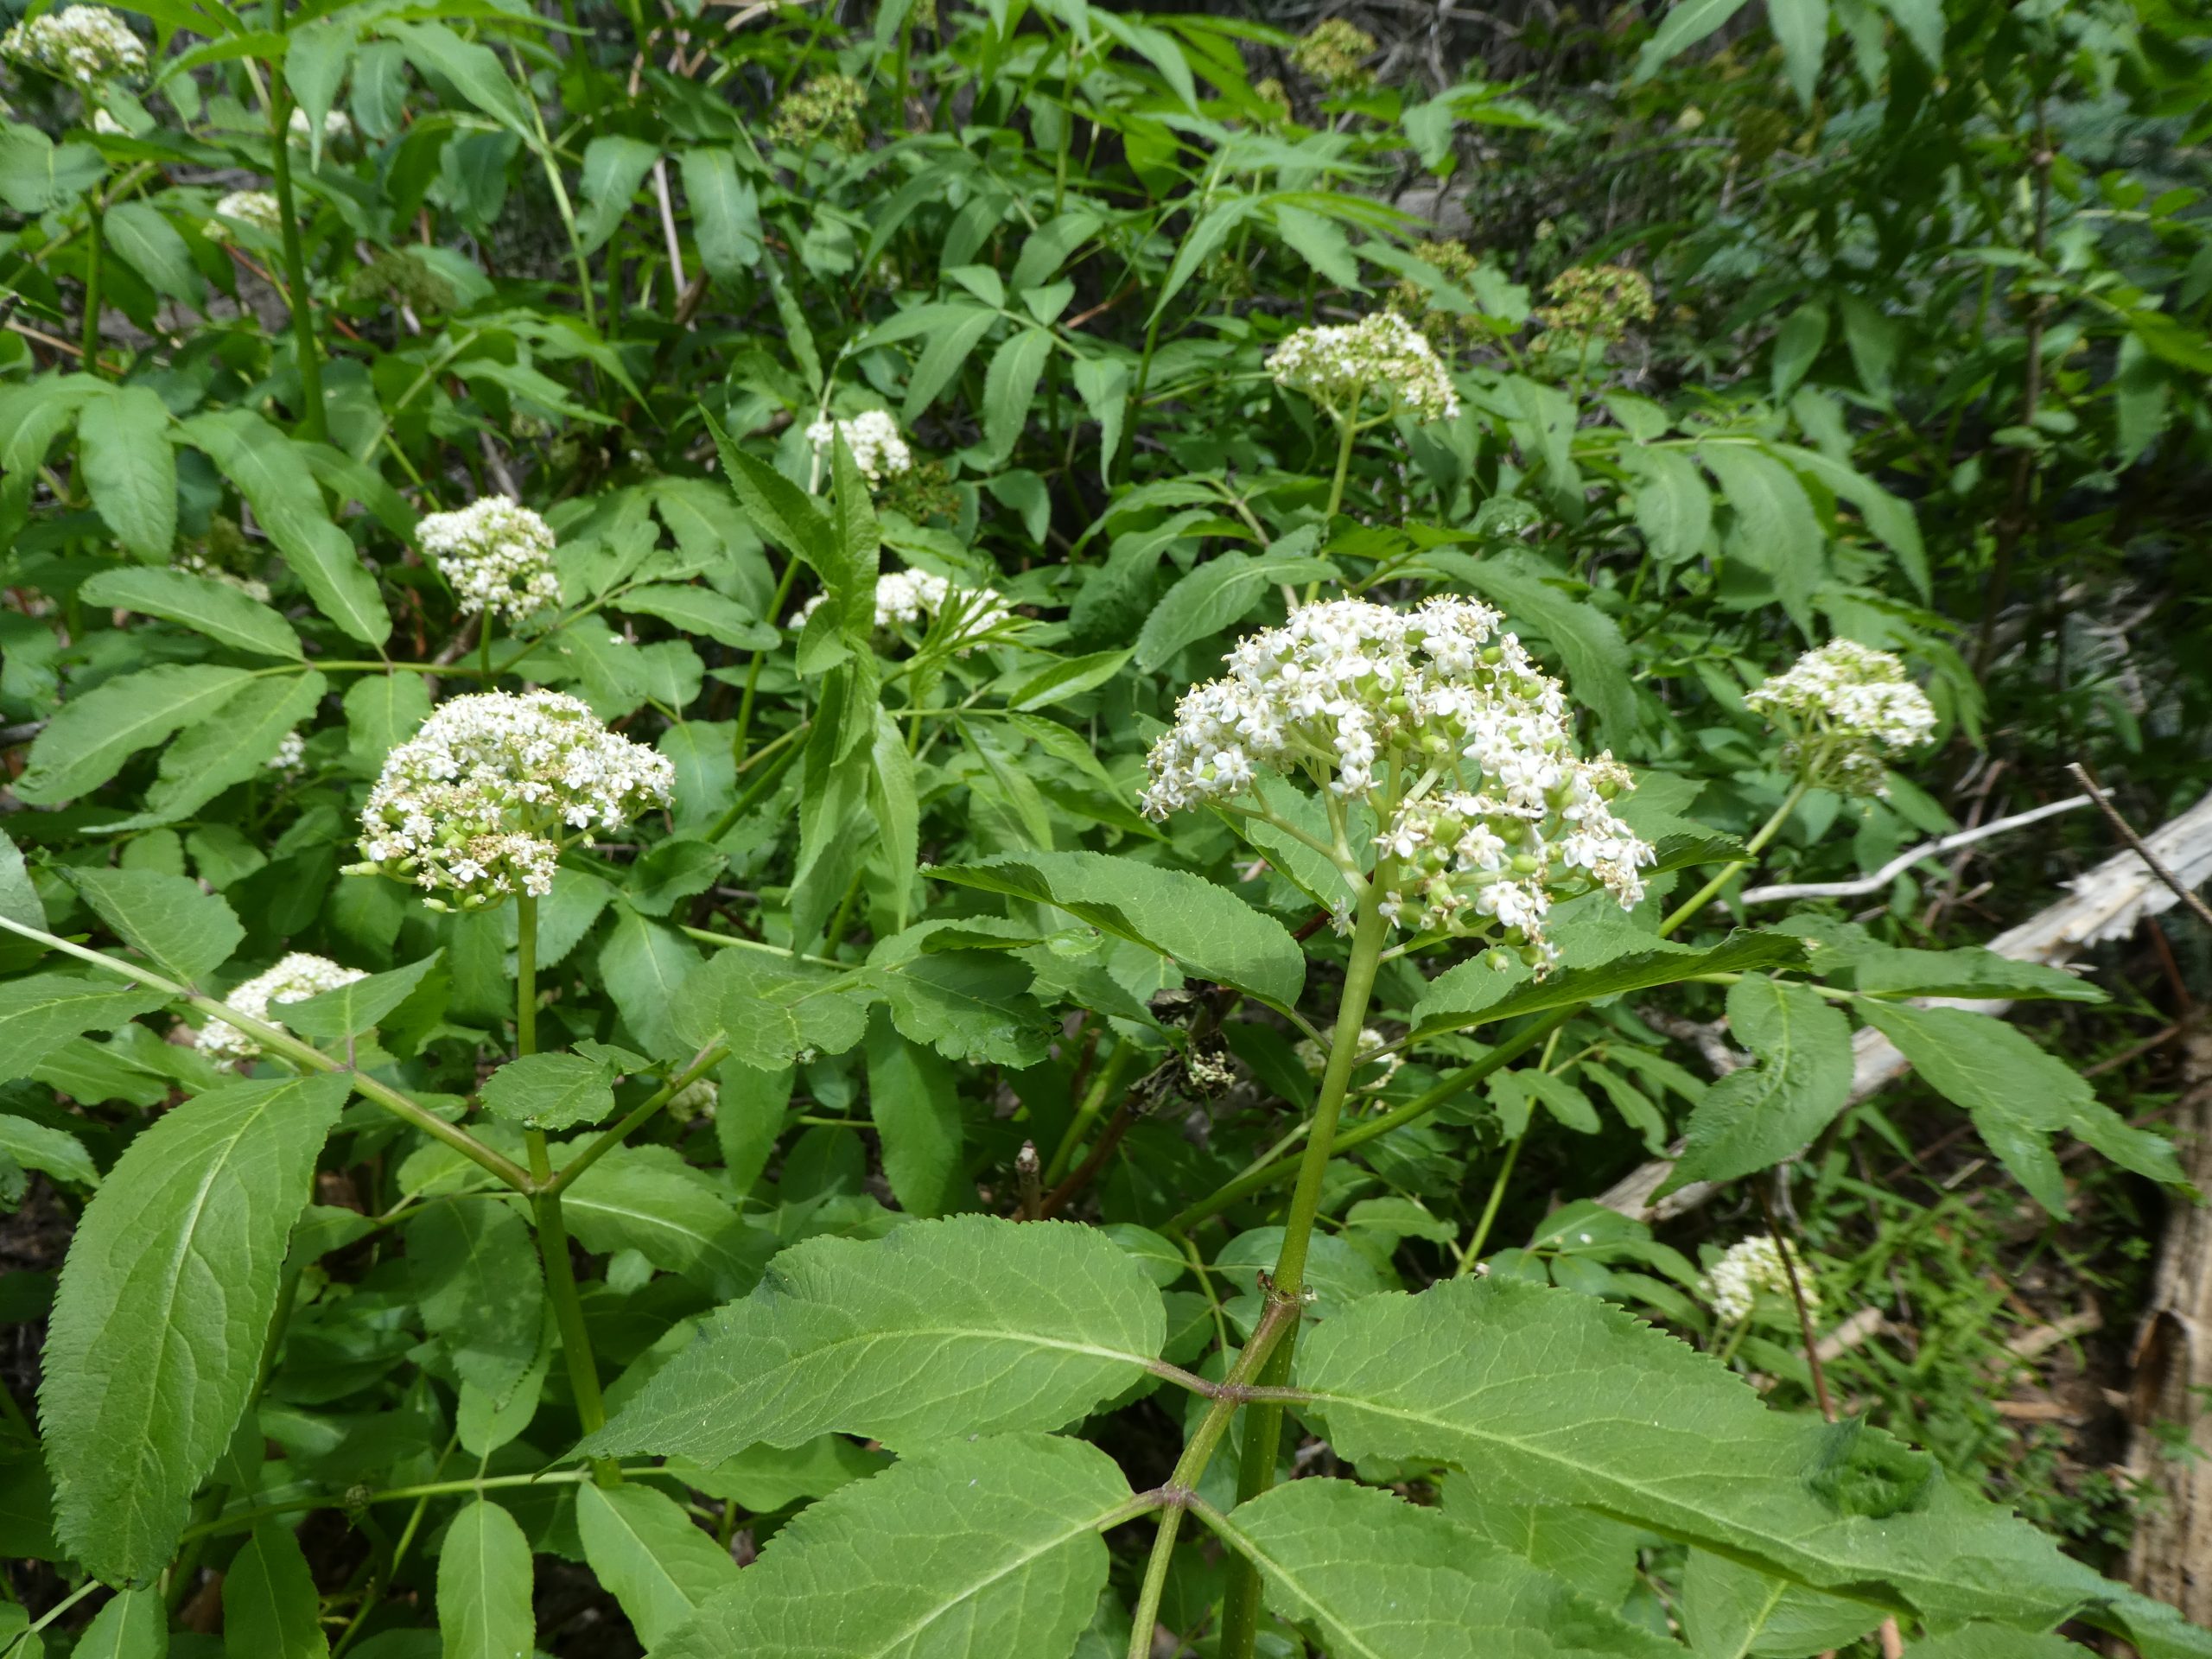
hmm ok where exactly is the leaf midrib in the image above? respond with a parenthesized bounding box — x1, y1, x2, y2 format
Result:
(865, 1497, 1124, 1656)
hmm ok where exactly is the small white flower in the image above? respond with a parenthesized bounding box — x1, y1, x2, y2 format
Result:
(1, 5, 145, 84)
(1702, 1234, 1817, 1325)
(265, 728, 306, 772)
(1267, 311, 1460, 423)
(89, 107, 124, 135)
(1293, 1025, 1402, 1090)
(209, 189, 283, 237)
(196, 952, 366, 1067)
(416, 497, 562, 625)
(353, 690, 673, 910)
(804, 409, 913, 486)
(1745, 639, 1936, 797)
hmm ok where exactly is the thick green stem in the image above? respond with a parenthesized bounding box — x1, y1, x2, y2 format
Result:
(515, 893, 537, 1060)
(1217, 880, 1392, 1659)
(544, 1042, 728, 1198)
(1124, 1292, 1304, 1659)
(1323, 410, 1359, 521)
(1659, 779, 1808, 936)
(512, 894, 615, 1478)
(79, 194, 104, 375)
(267, 57, 327, 444)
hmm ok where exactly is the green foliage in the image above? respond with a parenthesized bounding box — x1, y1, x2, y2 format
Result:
(2, 0, 2206, 1650)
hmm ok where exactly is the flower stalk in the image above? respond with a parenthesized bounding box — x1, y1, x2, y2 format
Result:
(266, 41, 327, 443)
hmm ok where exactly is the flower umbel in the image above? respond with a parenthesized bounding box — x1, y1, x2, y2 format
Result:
(771, 73, 866, 149)
(1703, 1234, 1817, 1324)
(416, 497, 561, 624)
(353, 690, 674, 910)
(1141, 597, 1654, 965)
(1745, 639, 1936, 796)
(1268, 312, 1460, 424)
(197, 953, 366, 1067)
(2, 5, 144, 84)
(1292, 18, 1376, 92)
(209, 189, 282, 237)
(1536, 265, 1656, 338)
(805, 410, 913, 486)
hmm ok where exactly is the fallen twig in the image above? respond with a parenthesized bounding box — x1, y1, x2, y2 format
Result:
(1738, 793, 2092, 906)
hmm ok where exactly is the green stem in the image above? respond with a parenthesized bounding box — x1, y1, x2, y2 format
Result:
(703, 722, 805, 843)
(0, 913, 532, 1191)
(1658, 779, 1808, 937)
(79, 194, 104, 377)
(267, 55, 327, 444)
(511, 893, 614, 1478)
(1044, 1039, 1139, 1185)
(1217, 879, 1392, 1659)
(515, 893, 537, 1060)
(1456, 1126, 1527, 1274)
(181, 1466, 677, 1543)
(1323, 410, 1359, 521)
(543, 1042, 728, 1198)
(1124, 1292, 1304, 1659)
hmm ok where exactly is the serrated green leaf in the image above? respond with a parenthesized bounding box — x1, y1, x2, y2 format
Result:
(64, 866, 242, 986)
(901, 305, 999, 424)
(598, 908, 702, 1061)
(611, 583, 778, 649)
(103, 200, 204, 307)
(78, 385, 176, 561)
(1699, 442, 1823, 638)
(480, 1052, 615, 1132)
(223, 1520, 328, 1658)
(1134, 550, 1334, 671)
(584, 1216, 1166, 1461)
(103, 669, 327, 830)
(408, 1198, 543, 1403)
(74, 1586, 166, 1658)
(864, 949, 1053, 1067)
(1623, 445, 1713, 564)
(1664, 976, 1853, 1190)
(1856, 1001, 2184, 1211)
(1413, 931, 1805, 1040)
(1209, 1478, 1680, 1657)
(283, 951, 442, 1041)
(682, 148, 760, 280)
(654, 1435, 1129, 1659)
(577, 134, 656, 254)
(864, 1015, 964, 1217)
(14, 664, 254, 805)
(0, 1113, 99, 1187)
(575, 1480, 739, 1649)
(42, 1072, 350, 1584)
(1300, 1276, 2112, 1630)
(1635, 0, 1755, 73)
(975, 327, 1055, 470)
(437, 1500, 535, 1659)
(1005, 649, 1134, 712)
(559, 1144, 772, 1300)
(79, 567, 302, 660)
(182, 410, 391, 647)
(1682, 1548, 1885, 1659)
(0, 975, 168, 1084)
(930, 849, 1306, 1010)
(342, 672, 431, 777)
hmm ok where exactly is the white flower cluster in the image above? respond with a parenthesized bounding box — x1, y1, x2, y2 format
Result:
(1703, 1234, 1817, 1324)
(804, 410, 912, 485)
(210, 190, 282, 236)
(198, 953, 365, 1067)
(265, 728, 305, 772)
(355, 690, 674, 910)
(288, 105, 353, 145)
(791, 565, 1013, 648)
(1744, 639, 1936, 797)
(416, 497, 562, 624)
(1141, 598, 1653, 964)
(1267, 311, 1460, 423)
(1, 5, 145, 84)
